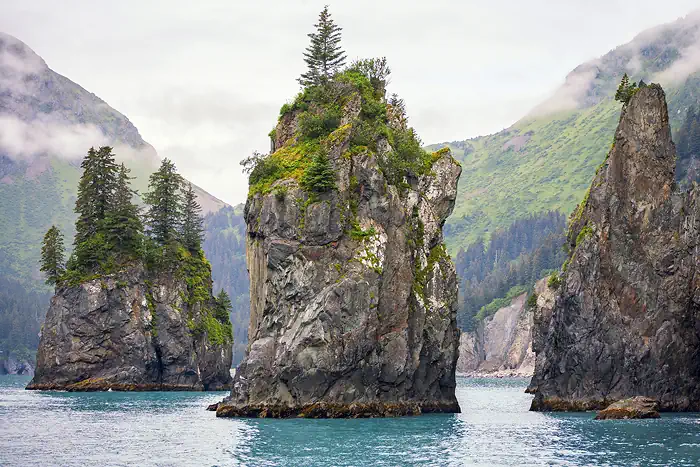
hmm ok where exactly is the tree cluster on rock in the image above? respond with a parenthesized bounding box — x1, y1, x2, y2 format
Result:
(243, 7, 432, 202)
(42, 149, 207, 283)
(39, 147, 233, 343)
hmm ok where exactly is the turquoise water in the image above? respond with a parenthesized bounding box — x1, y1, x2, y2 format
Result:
(1, 376, 699, 466)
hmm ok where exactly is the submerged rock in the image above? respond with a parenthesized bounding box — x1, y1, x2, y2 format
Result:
(594, 397, 660, 420)
(529, 85, 700, 411)
(27, 261, 232, 391)
(216, 77, 462, 418)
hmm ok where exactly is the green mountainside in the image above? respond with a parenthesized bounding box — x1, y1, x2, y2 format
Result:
(433, 12, 700, 252)
(202, 204, 248, 365)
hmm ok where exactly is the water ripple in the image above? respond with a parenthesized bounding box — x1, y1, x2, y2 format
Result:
(1, 375, 699, 466)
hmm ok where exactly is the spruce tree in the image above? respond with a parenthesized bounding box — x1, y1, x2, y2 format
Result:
(40, 226, 65, 286)
(105, 163, 143, 258)
(181, 183, 204, 253)
(298, 6, 346, 87)
(615, 74, 630, 103)
(615, 73, 638, 105)
(144, 158, 184, 246)
(301, 150, 336, 193)
(74, 146, 119, 246)
(72, 146, 119, 272)
(214, 289, 233, 323)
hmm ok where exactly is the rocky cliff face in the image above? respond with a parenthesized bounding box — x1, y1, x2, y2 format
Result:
(457, 292, 535, 377)
(216, 79, 462, 418)
(0, 356, 34, 376)
(27, 263, 232, 391)
(528, 85, 700, 411)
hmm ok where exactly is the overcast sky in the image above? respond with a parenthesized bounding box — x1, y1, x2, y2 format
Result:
(1, 1, 699, 205)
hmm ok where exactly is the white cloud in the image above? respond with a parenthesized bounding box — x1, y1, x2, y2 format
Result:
(656, 40, 700, 85)
(0, 114, 107, 161)
(528, 64, 601, 116)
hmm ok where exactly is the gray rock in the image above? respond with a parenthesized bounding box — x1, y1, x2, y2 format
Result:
(529, 85, 700, 411)
(217, 102, 462, 418)
(594, 396, 660, 420)
(457, 292, 535, 377)
(27, 264, 232, 391)
(0, 356, 35, 376)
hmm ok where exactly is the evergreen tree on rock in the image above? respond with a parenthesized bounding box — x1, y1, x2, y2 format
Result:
(615, 73, 638, 105)
(72, 146, 119, 271)
(301, 150, 336, 193)
(144, 158, 184, 246)
(214, 289, 233, 323)
(105, 163, 143, 258)
(40, 226, 65, 287)
(74, 146, 119, 246)
(181, 182, 204, 253)
(298, 5, 346, 87)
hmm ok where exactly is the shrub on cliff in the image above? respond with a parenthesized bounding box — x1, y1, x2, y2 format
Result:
(301, 150, 336, 193)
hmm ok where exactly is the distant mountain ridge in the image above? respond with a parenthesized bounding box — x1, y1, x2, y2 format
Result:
(432, 10, 700, 252)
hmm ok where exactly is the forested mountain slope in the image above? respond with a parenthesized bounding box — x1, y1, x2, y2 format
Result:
(434, 11, 700, 252)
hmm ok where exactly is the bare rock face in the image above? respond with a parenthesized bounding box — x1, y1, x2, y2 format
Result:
(27, 264, 232, 391)
(457, 292, 535, 377)
(594, 396, 660, 420)
(0, 357, 34, 376)
(529, 85, 700, 411)
(216, 87, 462, 418)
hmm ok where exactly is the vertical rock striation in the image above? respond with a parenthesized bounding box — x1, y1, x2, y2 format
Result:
(216, 79, 462, 418)
(529, 85, 700, 411)
(27, 263, 232, 391)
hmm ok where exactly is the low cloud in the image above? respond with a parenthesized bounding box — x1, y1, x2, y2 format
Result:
(0, 31, 46, 96)
(528, 64, 600, 117)
(0, 114, 108, 161)
(655, 39, 700, 84)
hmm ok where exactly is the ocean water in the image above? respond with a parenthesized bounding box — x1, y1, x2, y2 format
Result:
(1, 376, 699, 466)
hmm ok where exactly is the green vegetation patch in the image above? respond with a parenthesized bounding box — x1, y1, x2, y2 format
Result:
(413, 243, 450, 306)
(247, 140, 321, 196)
(475, 285, 529, 321)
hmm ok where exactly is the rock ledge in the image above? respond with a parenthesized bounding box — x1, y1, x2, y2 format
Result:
(595, 397, 660, 420)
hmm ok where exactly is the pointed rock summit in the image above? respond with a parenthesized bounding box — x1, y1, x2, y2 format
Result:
(529, 84, 700, 411)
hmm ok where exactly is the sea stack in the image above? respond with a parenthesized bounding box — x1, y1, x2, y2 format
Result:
(216, 68, 462, 417)
(528, 84, 700, 411)
(27, 261, 233, 391)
